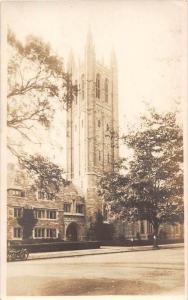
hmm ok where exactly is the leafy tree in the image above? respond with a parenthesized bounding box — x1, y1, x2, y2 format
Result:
(87, 211, 114, 241)
(98, 109, 183, 247)
(7, 29, 77, 153)
(19, 154, 69, 194)
(18, 208, 38, 240)
(7, 30, 76, 190)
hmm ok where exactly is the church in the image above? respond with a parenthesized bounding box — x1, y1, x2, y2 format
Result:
(7, 31, 183, 242)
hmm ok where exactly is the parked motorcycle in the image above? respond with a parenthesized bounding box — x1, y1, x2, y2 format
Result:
(7, 247, 29, 261)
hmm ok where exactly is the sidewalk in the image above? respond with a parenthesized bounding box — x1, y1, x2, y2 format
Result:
(28, 243, 184, 261)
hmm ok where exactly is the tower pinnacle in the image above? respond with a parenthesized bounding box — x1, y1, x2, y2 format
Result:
(85, 27, 95, 52)
(111, 47, 117, 68)
(67, 48, 76, 76)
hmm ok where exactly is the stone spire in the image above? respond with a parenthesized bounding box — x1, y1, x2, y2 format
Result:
(67, 48, 76, 76)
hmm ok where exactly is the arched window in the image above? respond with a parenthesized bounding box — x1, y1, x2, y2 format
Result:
(75, 80, 78, 104)
(105, 78, 109, 102)
(96, 74, 100, 99)
(107, 153, 110, 163)
(99, 150, 101, 161)
(98, 120, 101, 127)
(106, 123, 109, 131)
(81, 74, 84, 100)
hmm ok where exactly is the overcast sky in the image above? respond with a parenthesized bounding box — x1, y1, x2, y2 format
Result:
(5, 0, 187, 165)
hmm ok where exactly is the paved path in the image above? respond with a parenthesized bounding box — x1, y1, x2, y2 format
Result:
(27, 243, 184, 260)
(7, 246, 185, 296)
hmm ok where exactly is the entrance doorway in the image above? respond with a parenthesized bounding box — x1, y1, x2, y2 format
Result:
(66, 222, 78, 241)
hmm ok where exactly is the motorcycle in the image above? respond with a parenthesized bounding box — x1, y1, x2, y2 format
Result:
(7, 247, 29, 261)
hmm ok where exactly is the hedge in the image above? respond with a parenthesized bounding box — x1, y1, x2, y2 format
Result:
(8, 240, 101, 253)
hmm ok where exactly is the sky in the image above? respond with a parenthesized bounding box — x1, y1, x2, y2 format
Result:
(4, 0, 187, 166)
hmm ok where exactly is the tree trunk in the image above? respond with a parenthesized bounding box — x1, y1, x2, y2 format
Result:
(153, 223, 160, 249)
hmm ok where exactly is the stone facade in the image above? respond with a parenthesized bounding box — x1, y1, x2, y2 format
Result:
(66, 30, 183, 241)
(7, 163, 85, 241)
(7, 31, 183, 242)
(113, 219, 184, 240)
(66, 30, 119, 228)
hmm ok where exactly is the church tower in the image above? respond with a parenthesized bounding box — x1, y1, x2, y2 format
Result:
(66, 30, 119, 228)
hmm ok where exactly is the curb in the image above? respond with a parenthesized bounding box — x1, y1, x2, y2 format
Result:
(25, 243, 184, 261)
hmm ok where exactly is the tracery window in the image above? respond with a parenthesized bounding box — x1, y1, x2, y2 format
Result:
(81, 74, 84, 100)
(105, 78, 109, 102)
(96, 74, 100, 99)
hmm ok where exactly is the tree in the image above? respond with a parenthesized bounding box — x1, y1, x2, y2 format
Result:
(19, 154, 69, 194)
(18, 208, 38, 240)
(7, 30, 76, 189)
(98, 109, 183, 247)
(7, 29, 77, 153)
(87, 211, 114, 241)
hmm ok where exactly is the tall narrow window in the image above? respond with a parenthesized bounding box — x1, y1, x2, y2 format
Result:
(105, 78, 109, 102)
(96, 74, 100, 99)
(14, 207, 22, 218)
(99, 150, 101, 161)
(64, 203, 71, 213)
(76, 204, 84, 214)
(141, 221, 145, 234)
(13, 227, 22, 238)
(81, 74, 84, 100)
(75, 80, 78, 104)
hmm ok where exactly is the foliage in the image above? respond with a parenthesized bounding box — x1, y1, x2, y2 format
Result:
(17, 208, 38, 240)
(87, 211, 114, 241)
(7, 29, 77, 156)
(19, 154, 69, 193)
(98, 109, 183, 242)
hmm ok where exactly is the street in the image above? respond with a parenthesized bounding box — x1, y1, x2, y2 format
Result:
(7, 247, 184, 296)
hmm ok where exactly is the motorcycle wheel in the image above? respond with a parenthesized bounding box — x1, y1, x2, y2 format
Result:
(20, 250, 29, 261)
(7, 253, 12, 262)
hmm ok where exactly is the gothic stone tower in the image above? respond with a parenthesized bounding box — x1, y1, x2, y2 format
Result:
(66, 30, 119, 229)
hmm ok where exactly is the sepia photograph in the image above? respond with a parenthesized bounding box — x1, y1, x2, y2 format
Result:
(0, 0, 187, 298)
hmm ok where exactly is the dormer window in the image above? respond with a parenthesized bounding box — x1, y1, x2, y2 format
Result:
(8, 189, 25, 197)
(96, 74, 100, 99)
(38, 191, 54, 201)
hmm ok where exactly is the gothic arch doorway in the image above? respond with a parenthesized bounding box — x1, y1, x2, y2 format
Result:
(66, 222, 78, 241)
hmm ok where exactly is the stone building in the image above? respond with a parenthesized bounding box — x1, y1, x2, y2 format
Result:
(7, 163, 86, 241)
(65, 30, 183, 241)
(7, 31, 183, 242)
(66, 29, 119, 231)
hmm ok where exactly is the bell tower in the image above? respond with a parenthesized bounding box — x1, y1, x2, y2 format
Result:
(66, 30, 119, 226)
